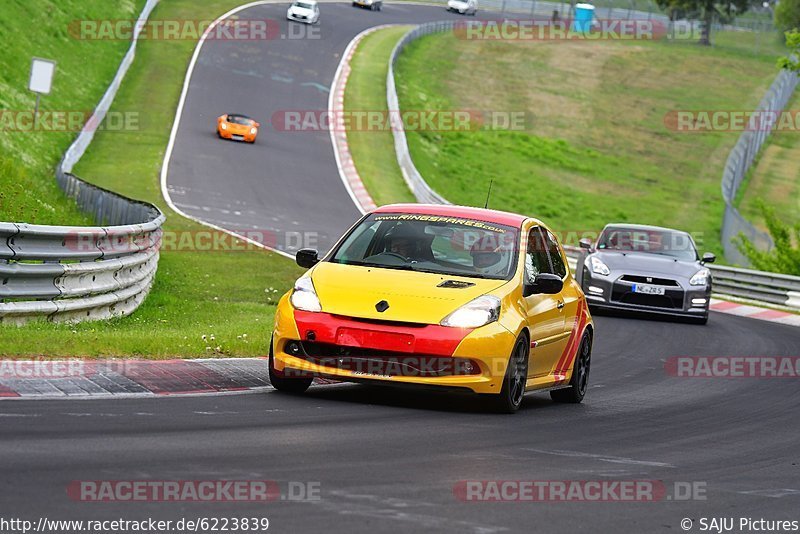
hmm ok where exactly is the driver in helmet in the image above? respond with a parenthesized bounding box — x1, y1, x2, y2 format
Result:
(384, 224, 424, 261)
(470, 240, 508, 277)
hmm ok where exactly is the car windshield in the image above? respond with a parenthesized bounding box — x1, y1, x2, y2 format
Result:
(329, 213, 520, 280)
(226, 115, 252, 125)
(597, 226, 698, 261)
(293, 2, 313, 8)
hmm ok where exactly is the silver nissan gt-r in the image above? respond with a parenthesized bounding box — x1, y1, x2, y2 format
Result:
(577, 224, 715, 324)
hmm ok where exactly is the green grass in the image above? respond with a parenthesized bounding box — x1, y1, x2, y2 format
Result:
(0, 0, 146, 225)
(738, 91, 800, 231)
(345, 26, 416, 206)
(0, 0, 302, 357)
(390, 31, 788, 257)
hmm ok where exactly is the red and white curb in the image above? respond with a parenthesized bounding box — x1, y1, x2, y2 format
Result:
(328, 25, 400, 214)
(710, 298, 800, 327)
(0, 358, 337, 400)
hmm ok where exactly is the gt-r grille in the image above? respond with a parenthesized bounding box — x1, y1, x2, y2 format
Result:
(619, 275, 680, 287)
(617, 293, 679, 309)
(297, 342, 478, 377)
(611, 284, 684, 309)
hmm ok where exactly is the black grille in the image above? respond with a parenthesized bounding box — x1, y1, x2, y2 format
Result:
(297, 342, 477, 377)
(332, 315, 428, 329)
(618, 293, 677, 308)
(619, 275, 680, 287)
(611, 284, 684, 309)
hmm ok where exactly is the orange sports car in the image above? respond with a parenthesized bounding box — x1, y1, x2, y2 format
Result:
(216, 113, 260, 143)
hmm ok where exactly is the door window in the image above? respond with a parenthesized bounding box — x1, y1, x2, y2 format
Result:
(525, 227, 553, 284)
(543, 230, 567, 279)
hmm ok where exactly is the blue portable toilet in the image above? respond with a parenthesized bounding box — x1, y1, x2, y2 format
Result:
(573, 3, 595, 33)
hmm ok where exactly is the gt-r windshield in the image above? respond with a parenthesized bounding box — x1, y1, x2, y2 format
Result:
(597, 226, 698, 261)
(330, 213, 520, 280)
(226, 115, 252, 125)
(293, 2, 314, 8)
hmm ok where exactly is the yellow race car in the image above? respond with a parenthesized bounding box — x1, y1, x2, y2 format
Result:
(270, 204, 594, 412)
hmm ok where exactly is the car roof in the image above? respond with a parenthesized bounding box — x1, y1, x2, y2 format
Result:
(373, 203, 529, 228)
(602, 223, 690, 234)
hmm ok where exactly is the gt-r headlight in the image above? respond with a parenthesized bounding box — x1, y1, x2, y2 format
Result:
(290, 276, 322, 312)
(689, 268, 710, 286)
(220, 123, 227, 130)
(590, 256, 610, 276)
(441, 295, 500, 328)
(250, 127, 257, 134)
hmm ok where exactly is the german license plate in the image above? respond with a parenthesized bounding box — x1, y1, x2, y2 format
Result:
(632, 284, 665, 295)
(232, 135, 244, 141)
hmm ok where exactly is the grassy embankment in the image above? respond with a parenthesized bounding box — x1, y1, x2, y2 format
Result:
(0, 0, 302, 357)
(346, 26, 787, 260)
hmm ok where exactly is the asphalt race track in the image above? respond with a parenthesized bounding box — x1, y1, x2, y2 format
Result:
(3, 4, 799, 533)
(3, 313, 800, 532)
(164, 3, 510, 255)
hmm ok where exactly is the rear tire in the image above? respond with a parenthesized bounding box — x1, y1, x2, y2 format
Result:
(485, 335, 529, 413)
(551, 332, 591, 403)
(269, 337, 312, 394)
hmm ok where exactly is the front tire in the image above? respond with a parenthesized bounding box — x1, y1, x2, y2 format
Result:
(485, 335, 529, 413)
(269, 337, 312, 394)
(551, 331, 591, 403)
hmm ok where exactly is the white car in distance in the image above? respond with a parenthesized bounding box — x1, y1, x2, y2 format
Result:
(287, 0, 320, 23)
(447, 0, 478, 15)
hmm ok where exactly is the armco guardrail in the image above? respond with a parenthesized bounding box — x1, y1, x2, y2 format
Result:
(0, 0, 164, 325)
(388, 20, 800, 312)
(720, 64, 798, 266)
(704, 264, 800, 308)
(388, 21, 456, 205)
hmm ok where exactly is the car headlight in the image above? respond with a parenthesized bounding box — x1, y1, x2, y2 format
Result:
(250, 127, 257, 134)
(220, 123, 227, 130)
(441, 295, 500, 328)
(290, 276, 322, 312)
(590, 256, 610, 276)
(689, 268, 710, 286)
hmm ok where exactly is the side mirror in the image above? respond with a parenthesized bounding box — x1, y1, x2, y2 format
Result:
(523, 273, 563, 296)
(701, 252, 716, 264)
(296, 248, 319, 268)
(579, 238, 593, 250)
(254, 122, 261, 128)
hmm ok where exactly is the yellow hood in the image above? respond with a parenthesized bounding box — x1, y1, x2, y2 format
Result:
(311, 262, 508, 324)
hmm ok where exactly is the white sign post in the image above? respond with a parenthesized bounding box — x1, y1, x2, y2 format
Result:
(29, 57, 56, 129)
